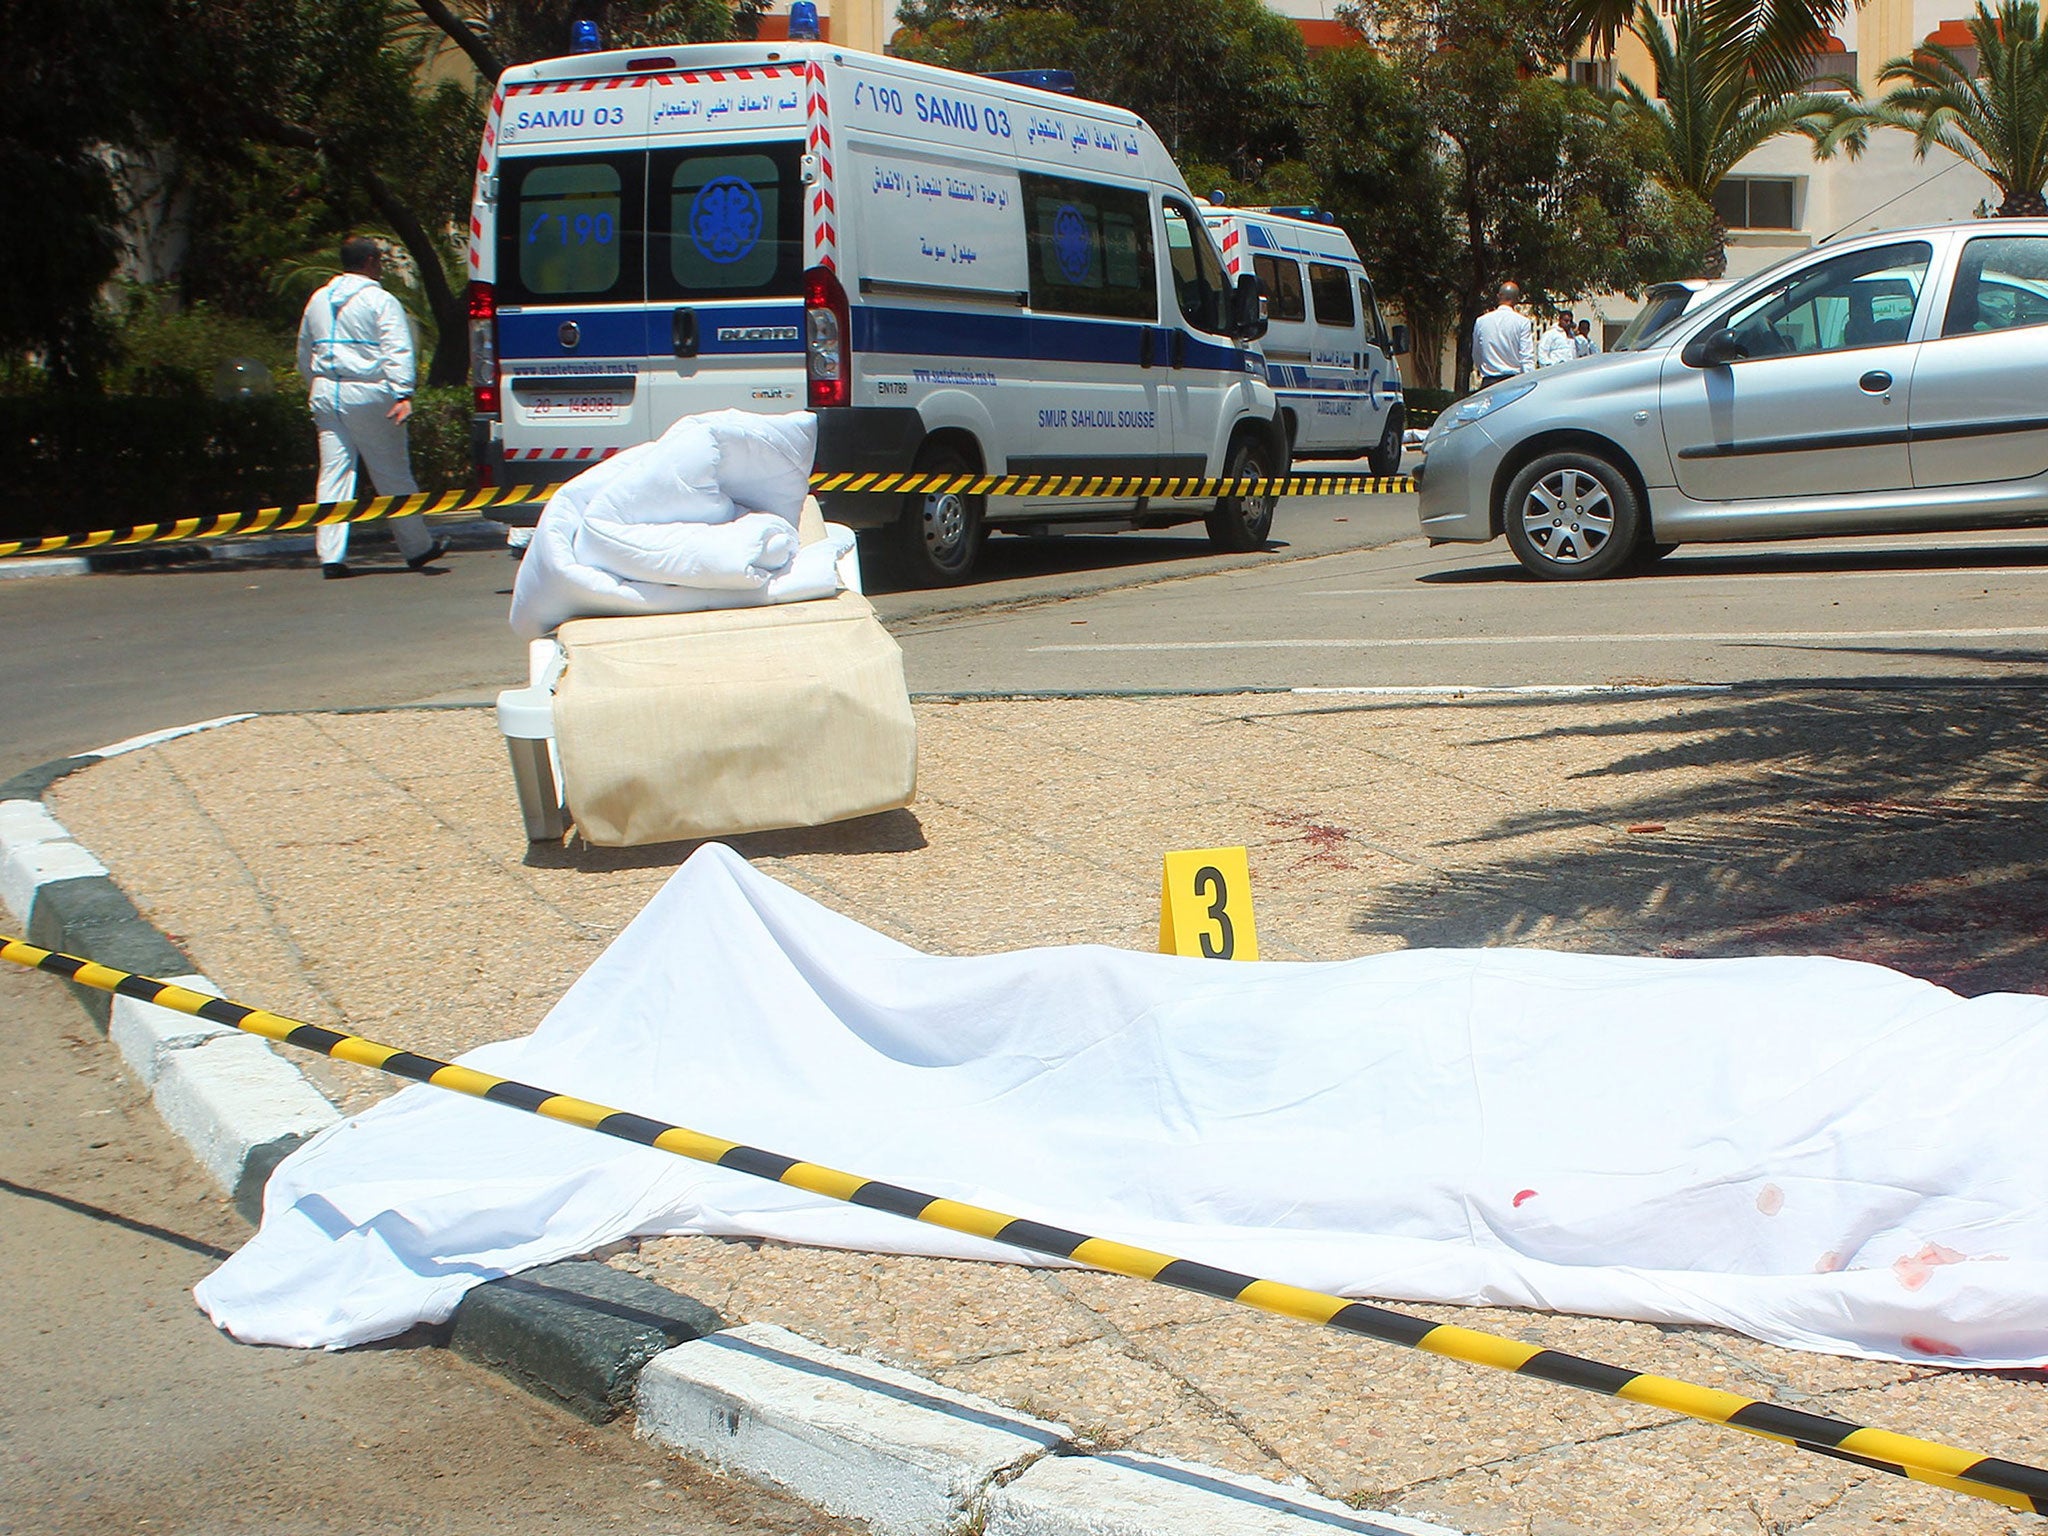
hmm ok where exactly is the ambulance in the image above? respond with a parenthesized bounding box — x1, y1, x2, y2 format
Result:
(468, 42, 1283, 583)
(1202, 205, 1408, 475)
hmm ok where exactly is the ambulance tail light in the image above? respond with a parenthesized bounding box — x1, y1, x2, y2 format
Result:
(804, 264, 850, 409)
(468, 281, 499, 417)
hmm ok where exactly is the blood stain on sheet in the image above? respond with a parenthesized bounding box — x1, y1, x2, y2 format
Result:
(1755, 1183, 1785, 1216)
(1892, 1241, 1968, 1291)
(1814, 1251, 1845, 1273)
(1512, 1189, 1538, 1208)
(1904, 1334, 1964, 1357)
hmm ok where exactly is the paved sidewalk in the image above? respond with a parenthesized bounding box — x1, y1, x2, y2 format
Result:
(41, 686, 2048, 1535)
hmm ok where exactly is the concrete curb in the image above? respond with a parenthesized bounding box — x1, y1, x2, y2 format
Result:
(5, 717, 1466, 1536)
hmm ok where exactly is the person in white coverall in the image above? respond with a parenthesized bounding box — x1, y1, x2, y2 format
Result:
(296, 237, 445, 579)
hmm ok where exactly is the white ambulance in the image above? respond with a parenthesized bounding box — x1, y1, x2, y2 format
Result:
(1202, 204, 1408, 475)
(468, 43, 1283, 583)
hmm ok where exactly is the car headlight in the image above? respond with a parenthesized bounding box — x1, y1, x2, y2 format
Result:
(1426, 380, 1538, 442)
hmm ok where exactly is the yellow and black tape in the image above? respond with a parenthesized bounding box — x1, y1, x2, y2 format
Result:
(5, 931, 2044, 1517)
(809, 471, 1415, 498)
(0, 472, 1412, 561)
(0, 485, 558, 562)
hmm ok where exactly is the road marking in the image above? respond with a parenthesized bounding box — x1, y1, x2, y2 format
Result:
(1291, 684, 1732, 696)
(1311, 565, 2048, 595)
(1031, 626, 2048, 654)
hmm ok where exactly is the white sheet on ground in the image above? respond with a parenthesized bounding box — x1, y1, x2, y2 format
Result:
(195, 845, 2048, 1366)
(510, 410, 848, 639)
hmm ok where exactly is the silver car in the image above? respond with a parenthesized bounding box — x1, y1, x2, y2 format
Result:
(1417, 221, 2048, 579)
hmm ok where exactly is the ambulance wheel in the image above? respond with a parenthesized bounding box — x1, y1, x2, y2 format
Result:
(1206, 431, 1276, 552)
(896, 445, 984, 585)
(1367, 405, 1406, 478)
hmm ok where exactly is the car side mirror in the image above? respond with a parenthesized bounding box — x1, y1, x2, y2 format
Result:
(1682, 328, 1748, 367)
(1389, 323, 1410, 357)
(1231, 273, 1267, 342)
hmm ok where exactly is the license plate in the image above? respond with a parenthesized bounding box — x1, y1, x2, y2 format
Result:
(522, 392, 628, 421)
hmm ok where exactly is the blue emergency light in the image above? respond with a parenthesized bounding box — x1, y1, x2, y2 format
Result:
(788, 1, 820, 39)
(571, 18, 602, 52)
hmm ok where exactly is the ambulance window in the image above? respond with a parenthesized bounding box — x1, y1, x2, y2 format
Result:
(1162, 199, 1228, 334)
(650, 143, 805, 300)
(1308, 263, 1355, 328)
(1358, 276, 1390, 347)
(1253, 256, 1305, 323)
(507, 158, 638, 301)
(1021, 173, 1157, 321)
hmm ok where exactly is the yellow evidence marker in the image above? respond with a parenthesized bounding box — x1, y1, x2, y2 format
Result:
(1159, 847, 1259, 960)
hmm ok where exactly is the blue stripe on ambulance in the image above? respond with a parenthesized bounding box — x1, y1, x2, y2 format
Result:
(852, 306, 1250, 373)
(497, 303, 805, 361)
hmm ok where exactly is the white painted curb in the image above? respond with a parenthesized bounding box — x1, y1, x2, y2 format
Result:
(635, 1323, 1069, 1536)
(110, 974, 230, 1087)
(152, 1032, 342, 1197)
(985, 1451, 1464, 1536)
(0, 799, 108, 926)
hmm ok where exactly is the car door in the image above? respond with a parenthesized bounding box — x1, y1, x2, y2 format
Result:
(1658, 240, 1932, 503)
(1911, 231, 2048, 489)
(1157, 195, 1239, 474)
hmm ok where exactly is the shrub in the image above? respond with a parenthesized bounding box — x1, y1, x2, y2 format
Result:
(2, 388, 479, 543)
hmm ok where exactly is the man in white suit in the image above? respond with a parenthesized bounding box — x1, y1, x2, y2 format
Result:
(296, 236, 445, 579)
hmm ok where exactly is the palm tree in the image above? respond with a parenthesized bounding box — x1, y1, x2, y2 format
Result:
(1827, 1, 2048, 216)
(1558, 0, 1858, 92)
(1614, 0, 1860, 274)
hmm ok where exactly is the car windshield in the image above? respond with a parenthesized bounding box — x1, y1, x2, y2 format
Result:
(1611, 286, 1697, 352)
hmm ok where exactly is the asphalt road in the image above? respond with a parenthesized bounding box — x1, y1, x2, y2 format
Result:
(0, 963, 856, 1536)
(10, 491, 2048, 784)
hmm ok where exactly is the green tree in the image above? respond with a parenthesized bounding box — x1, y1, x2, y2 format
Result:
(1559, 0, 1857, 92)
(1305, 44, 1461, 385)
(0, 0, 171, 385)
(1342, 0, 1713, 388)
(892, 0, 1311, 183)
(1615, 0, 1856, 275)
(1827, 0, 2048, 216)
(416, 0, 768, 83)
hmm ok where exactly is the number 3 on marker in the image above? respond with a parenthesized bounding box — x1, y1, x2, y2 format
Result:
(1160, 847, 1259, 961)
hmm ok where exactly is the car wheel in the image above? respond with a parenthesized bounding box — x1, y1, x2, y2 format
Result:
(1366, 405, 1405, 478)
(1206, 430, 1276, 552)
(895, 443, 984, 585)
(1501, 451, 1642, 580)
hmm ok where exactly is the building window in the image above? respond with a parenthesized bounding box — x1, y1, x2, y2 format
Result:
(1714, 176, 1798, 231)
(1567, 58, 1614, 91)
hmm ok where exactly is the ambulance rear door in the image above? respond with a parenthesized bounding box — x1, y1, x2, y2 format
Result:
(493, 80, 651, 476)
(640, 66, 811, 431)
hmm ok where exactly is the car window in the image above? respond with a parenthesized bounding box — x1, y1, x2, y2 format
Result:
(1022, 173, 1157, 321)
(1943, 234, 2048, 338)
(1722, 241, 1931, 359)
(1161, 198, 1229, 333)
(1612, 285, 1693, 351)
(1307, 262, 1355, 328)
(1358, 275, 1390, 348)
(1253, 255, 1305, 323)
(649, 143, 805, 302)
(501, 154, 645, 304)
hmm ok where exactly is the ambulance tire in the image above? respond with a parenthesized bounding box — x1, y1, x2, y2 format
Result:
(1367, 405, 1406, 478)
(1206, 430, 1277, 552)
(895, 442, 985, 585)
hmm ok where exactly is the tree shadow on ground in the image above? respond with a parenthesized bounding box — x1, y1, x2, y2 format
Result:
(1345, 672, 2048, 996)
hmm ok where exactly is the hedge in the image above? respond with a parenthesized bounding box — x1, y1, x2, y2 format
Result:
(1, 387, 473, 543)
